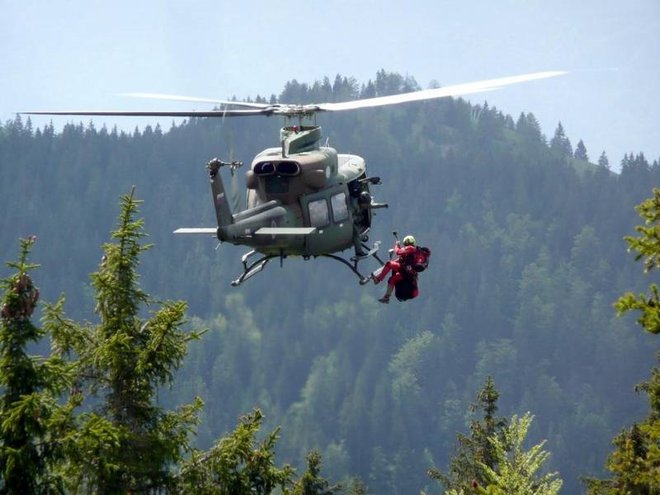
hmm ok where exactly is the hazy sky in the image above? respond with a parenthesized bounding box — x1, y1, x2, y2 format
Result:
(2, 0, 658, 168)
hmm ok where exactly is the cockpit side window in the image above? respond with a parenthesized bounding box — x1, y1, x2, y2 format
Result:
(309, 199, 330, 227)
(331, 192, 349, 222)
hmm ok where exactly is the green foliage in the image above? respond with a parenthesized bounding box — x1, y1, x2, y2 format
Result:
(574, 139, 589, 161)
(616, 286, 660, 335)
(428, 377, 507, 492)
(0, 237, 75, 494)
(347, 477, 369, 495)
(585, 187, 660, 494)
(43, 189, 204, 493)
(585, 419, 660, 494)
(478, 413, 562, 495)
(292, 450, 342, 495)
(177, 409, 294, 494)
(430, 384, 561, 495)
(549, 121, 572, 157)
(389, 330, 439, 403)
(598, 151, 610, 169)
(625, 186, 660, 266)
(615, 187, 660, 334)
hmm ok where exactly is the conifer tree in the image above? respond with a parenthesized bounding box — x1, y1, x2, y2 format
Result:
(347, 478, 369, 495)
(46, 188, 204, 493)
(549, 122, 573, 157)
(427, 376, 507, 492)
(292, 450, 342, 495)
(429, 379, 562, 495)
(477, 413, 562, 495)
(585, 187, 660, 494)
(614, 187, 660, 339)
(598, 151, 610, 169)
(574, 139, 589, 161)
(177, 409, 294, 494)
(0, 237, 74, 494)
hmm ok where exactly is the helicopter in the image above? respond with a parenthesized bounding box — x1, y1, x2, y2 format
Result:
(23, 71, 565, 286)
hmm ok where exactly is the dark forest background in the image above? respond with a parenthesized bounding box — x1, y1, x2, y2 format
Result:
(1, 72, 658, 493)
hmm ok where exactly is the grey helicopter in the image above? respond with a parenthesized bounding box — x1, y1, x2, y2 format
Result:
(23, 71, 566, 286)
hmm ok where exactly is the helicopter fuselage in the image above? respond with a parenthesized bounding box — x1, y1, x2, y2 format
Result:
(217, 141, 372, 257)
(177, 124, 385, 284)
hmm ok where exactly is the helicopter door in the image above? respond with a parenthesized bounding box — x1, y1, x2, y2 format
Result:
(348, 175, 372, 234)
(302, 187, 354, 256)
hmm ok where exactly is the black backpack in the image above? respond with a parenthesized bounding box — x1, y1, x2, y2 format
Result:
(395, 275, 418, 301)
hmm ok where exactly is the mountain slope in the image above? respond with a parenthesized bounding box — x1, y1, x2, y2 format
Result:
(1, 74, 658, 493)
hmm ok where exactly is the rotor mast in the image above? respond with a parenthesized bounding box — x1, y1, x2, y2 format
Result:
(280, 125, 322, 157)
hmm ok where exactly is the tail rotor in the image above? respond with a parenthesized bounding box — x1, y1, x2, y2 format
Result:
(228, 147, 242, 214)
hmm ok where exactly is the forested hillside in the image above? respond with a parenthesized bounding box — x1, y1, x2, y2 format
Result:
(1, 72, 659, 493)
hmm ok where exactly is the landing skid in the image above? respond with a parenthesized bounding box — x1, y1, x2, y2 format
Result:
(321, 252, 373, 285)
(351, 240, 382, 262)
(231, 250, 276, 287)
(230, 243, 384, 287)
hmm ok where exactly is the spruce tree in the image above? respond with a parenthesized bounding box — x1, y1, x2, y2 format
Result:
(574, 139, 589, 161)
(177, 409, 294, 494)
(477, 413, 562, 495)
(516, 112, 543, 139)
(47, 188, 204, 493)
(585, 188, 660, 494)
(0, 237, 74, 494)
(427, 376, 507, 492)
(549, 122, 573, 157)
(292, 450, 342, 495)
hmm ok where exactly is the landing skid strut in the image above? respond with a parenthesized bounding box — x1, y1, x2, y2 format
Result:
(231, 242, 383, 287)
(231, 250, 277, 287)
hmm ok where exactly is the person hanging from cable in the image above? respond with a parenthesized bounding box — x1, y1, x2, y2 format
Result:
(371, 233, 430, 304)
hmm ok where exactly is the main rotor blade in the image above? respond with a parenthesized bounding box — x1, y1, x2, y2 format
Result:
(21, 70, 566, 120)
(121, 92, 273, 109)
(20, 109, 273, 118)
(315, 71, 567, 112)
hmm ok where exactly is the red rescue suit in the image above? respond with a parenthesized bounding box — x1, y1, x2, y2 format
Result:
(375, 243, 419, 299)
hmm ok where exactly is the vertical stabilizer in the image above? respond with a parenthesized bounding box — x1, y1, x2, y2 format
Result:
(208, 158, 234, 227)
